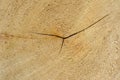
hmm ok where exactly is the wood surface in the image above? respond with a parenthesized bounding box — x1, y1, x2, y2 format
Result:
(0, 0, 120, 80)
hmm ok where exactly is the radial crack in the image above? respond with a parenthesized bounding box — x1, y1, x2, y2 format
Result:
(32, 32, 64, 39)
(64, 14, 109, 39)
(32, 14, 109, 54)
(59, 39, 65, 53)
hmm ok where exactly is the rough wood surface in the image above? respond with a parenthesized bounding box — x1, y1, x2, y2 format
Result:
(0, 0, 120, 80)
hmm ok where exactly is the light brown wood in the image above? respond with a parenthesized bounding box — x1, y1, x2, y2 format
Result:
(0, 0, 120, 80)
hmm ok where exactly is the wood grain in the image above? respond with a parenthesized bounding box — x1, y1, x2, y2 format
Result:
(0, 0, 120, 80)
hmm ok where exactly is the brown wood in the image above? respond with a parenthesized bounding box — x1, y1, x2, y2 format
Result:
(0, 0, 120, 80)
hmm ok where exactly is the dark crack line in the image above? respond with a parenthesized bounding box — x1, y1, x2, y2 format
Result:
(64, 14, 109, 39)
(32, 14, 109, 53)
(59, 39, 65, 53)
(31, 32, 64, 39)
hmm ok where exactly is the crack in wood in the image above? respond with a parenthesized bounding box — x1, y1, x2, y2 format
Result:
(32, 14, 109, 53)
(59, 39, 64, 53)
